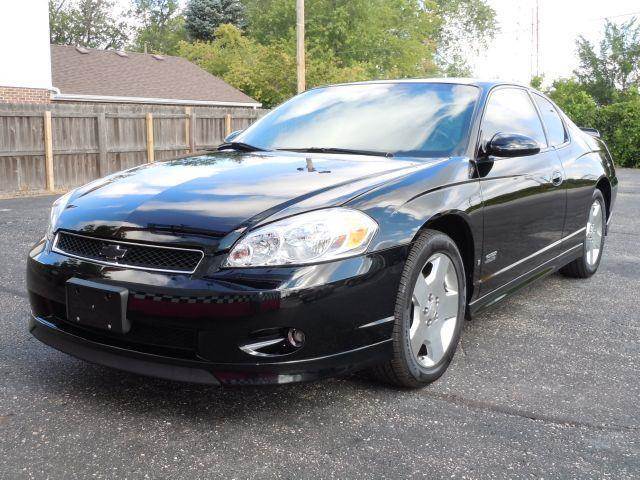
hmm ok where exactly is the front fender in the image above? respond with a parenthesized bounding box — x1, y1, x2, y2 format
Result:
(348, 157, 482, 253)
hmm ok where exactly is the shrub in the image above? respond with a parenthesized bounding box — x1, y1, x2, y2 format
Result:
(597, 92, 640, 167)
(548, 80, 640, 168)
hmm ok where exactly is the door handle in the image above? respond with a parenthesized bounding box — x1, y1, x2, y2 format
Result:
(551, 170, 563, 187)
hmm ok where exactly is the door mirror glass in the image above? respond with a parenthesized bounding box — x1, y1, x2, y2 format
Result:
(224, 130, 243, 143)
(486, 132, 541, 158)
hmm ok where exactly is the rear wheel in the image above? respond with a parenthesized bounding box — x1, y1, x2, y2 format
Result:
(372, 230, 466, 388)
(560, 189, 606, 278)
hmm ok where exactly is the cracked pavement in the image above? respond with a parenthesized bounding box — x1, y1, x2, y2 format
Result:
(1, 169, 638, 479)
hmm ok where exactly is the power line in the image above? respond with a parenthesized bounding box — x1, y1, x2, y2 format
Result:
(498, 10, 640, 37)
(594, 11, 640, 20)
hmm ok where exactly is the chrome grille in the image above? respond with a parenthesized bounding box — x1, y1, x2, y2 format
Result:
(53, 232, 204, 274)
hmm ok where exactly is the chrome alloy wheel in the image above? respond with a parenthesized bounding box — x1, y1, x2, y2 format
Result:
(409, 253, 460, 368)
(585, 200, 604, 267)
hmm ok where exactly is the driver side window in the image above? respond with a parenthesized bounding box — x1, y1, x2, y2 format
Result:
(481, 88, 547, 149)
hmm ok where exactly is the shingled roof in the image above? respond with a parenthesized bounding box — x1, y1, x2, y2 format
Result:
(50, 44, 260, 107)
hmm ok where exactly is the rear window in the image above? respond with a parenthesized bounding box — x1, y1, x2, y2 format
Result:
(533, 94, 568, 147)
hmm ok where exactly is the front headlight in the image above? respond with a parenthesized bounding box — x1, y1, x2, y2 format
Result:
(225, 208, 378, 267)
(45, 190, 74, 242)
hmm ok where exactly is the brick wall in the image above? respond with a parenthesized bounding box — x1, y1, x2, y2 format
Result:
(0, 86, 51, 104)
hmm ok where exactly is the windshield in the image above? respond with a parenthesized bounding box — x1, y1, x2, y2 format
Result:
(237, 82, 479, 158)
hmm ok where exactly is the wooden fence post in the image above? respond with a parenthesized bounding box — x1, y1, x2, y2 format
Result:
(224, 113, 232, 138)
(184, 107, 191, 153)
(189, 108, 197, 152)
(43, 111, 55, 192)
(96, 112, 108, 176)
(145, 112, 155, 163)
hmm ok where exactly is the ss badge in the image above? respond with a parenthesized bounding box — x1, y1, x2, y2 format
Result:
(485, 251, 498, 264)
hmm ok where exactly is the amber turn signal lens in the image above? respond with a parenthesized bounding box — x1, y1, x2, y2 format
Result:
(347, 228, 368, 248)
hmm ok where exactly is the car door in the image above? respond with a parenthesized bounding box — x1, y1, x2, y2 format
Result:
(531, 92, 588, 239)
(476, 87, 567, 296)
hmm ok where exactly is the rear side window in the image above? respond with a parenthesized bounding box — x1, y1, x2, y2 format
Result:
(481, 88, 547, 147)
(533, 94, 567, 146)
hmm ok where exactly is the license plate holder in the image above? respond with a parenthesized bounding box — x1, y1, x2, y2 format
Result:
(66, 278, 130, 334)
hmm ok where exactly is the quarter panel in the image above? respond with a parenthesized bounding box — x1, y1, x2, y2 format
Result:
(559, 146, 610, 235)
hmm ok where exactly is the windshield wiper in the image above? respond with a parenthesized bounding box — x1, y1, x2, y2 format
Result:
(216, 141, 267, 152)
(277, 147, 393, 158)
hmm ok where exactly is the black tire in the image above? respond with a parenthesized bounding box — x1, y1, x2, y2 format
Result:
(560, 189, 606, 279)
(371, 229, 466, 388)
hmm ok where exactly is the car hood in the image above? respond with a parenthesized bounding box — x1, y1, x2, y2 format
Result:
(58, 151, 425, 242)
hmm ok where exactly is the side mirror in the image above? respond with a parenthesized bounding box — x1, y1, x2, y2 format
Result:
(224, 130, 243, 143)
(485, 132, 541, 158)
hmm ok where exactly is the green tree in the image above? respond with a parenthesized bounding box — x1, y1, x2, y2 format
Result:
(544, 78, 640, 168)
(180, 0, 495, 107)
(530, 75, 544, 90)
(243, 0, 441, 79)
(49, 1, 75, 44)
(598, 89, 640, 167)
(179, 25, 287, 105)
(433, 0, 497, 76)
(546, 78, 599, 128)
(49, 0, 128, 49)
(130, 0, 186, 54)
(542, 19, 640, 168)
(575, 19, 640, 105)
(243, 0, 494, 78)
(178, 24, 370, 107)
(185, 0, 246, 41)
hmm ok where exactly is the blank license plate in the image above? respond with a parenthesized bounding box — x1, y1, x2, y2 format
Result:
(66, 278, 130, 334)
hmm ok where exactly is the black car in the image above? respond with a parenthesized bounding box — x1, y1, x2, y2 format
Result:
(27, 80, 617, 387)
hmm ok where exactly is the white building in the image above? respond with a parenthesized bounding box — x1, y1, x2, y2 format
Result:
(0, 0, 53, 103)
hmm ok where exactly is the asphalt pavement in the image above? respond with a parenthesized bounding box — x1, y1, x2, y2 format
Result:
(0, 169, 638, 479)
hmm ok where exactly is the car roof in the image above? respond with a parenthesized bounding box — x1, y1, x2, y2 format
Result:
(323, 78, 533, 91)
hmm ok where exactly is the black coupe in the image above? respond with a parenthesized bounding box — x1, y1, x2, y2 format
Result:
(27, 80, 617, 387)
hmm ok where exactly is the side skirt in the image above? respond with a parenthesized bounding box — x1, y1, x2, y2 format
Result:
(468, 243, 583, 317)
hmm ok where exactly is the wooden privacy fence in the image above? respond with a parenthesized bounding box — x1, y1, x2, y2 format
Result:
(0, 103, 268, 195)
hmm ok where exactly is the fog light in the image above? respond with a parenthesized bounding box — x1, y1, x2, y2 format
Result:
(287, 328, 305, 348)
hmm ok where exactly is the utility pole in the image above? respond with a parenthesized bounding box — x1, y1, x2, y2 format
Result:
(535, 0, 540, 76)
(530, 0, 541, 78)
(530, 8, 535, 79)
(296, 0, 306, 93)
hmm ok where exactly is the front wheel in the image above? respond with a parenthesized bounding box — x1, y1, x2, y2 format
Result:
(560, 189, 606, 279)
(371, 230, 466, 388)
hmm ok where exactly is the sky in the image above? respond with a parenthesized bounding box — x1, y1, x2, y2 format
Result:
(472, 0, 640, 84)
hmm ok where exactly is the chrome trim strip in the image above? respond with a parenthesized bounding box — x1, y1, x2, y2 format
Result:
(239, 337, 287, 357)
(471, 243, 582, 306)
(258, 338, 393, 366)
(52, 231, 205, 275)
(358, 316, 395, 329)
(481, 227, 586, 283)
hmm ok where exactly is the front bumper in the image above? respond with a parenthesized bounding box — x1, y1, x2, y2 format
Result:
(29, 315, 394, 385)
(27, 239, 407, 385)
